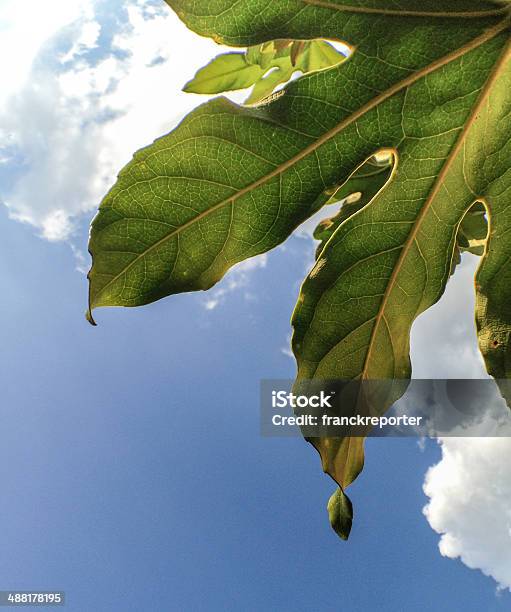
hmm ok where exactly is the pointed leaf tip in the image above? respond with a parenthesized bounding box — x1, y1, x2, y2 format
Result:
(85, 309, 97, 326)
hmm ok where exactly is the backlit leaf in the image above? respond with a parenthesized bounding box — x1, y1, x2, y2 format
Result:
(327, 487, 353, 540)
(88, 0, 511, 537)
(183, 53, 264, 94)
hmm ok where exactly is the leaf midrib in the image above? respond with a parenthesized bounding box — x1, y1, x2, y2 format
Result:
(358, 36, 511, 381)
(302, 0, 509, 18)
(89, 19, 508, 314)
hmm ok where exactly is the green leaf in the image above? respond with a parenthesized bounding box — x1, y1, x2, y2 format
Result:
(259, 41, 278, 69)
(313, 156, 393, 258)
(243, 40, 345, 104)
(183, 53, 264, 94)
(299, 40, 345, 72)
(88, 0, 511, 531)
(166, 0, 509, 46)
(458, 203, 488, 255)
(88, 8, 509, 319)
(472, 83, 511, 395)
(244, 58, 295, 104)
(327, 487, 353, 540)
(183, 38, 345, 104)
(290, 41, 305, 66)
(245, 44, 263, 65)
(291, 33, 511, 488)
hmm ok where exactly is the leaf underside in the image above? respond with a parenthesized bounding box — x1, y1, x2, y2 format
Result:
(183, 39, 346, 104)
(88, 0, 511, 537)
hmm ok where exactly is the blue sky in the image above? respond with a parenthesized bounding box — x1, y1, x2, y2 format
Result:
(1, 2, 511, 610)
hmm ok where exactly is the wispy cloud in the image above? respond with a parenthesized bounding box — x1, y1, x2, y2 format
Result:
(281, 334, 294, 359)
(0, 0, 234, 243)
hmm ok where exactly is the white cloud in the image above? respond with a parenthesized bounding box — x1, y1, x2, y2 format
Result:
(281, 333, 294, 359)
(0, 0, 95, 102)
(411, 255, 511, 592)
(423, 438, 511, 591)
(0, 0, 239, 241)
(410, 253, 488, 379)
(60, 20, 101, 64)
